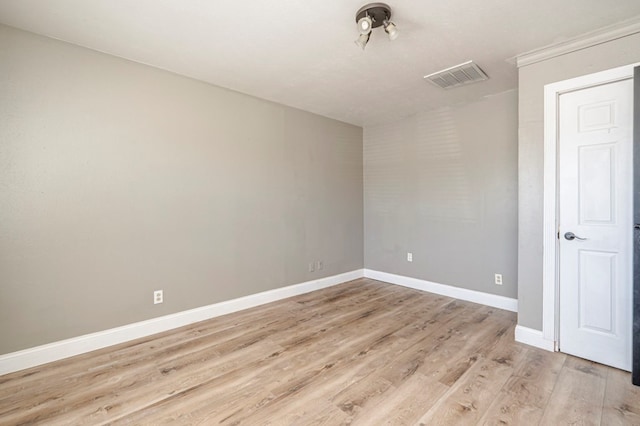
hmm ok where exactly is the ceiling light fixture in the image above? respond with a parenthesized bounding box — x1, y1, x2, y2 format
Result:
(354, 3, 398, 50)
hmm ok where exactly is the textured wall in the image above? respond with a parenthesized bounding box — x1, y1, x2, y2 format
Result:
(364, 91, 518, 298)
(517, 33, 640, 330)
(0, 25, 363, 354)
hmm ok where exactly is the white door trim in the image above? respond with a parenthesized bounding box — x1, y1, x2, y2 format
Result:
(542, 63, 639, 348)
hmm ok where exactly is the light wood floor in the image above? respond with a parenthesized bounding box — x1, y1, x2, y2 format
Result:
(1, 279, 639, 425)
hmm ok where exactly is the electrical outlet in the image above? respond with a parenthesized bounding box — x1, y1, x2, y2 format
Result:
(407, 252, 413, 262)
(308, 262, 315, 272)
(494, 274, 503, 285)
(317, 260, 324, 270)
(154, 290, 163, 304)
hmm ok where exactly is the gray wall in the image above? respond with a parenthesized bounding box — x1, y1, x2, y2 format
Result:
(0, 25, 363, 355)
(364, 91, 518, 298)
(517, 33, 640, 330)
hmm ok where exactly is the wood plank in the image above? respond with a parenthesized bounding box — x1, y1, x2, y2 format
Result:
(415, 318, 525, 425)
(601, 367, 640, 425)
(478, 348, 567, 425)
(540, 357, 607, 426)
(351, 372, 448, 425)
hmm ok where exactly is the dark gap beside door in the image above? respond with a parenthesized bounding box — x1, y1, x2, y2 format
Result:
(633, 65, 640, 386)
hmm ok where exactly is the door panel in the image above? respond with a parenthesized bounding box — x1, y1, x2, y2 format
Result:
(579, 143, 615, 224)
(559, 79, 633, 371)
(578, 250, 614, 333)
(579, 100, 616, 132)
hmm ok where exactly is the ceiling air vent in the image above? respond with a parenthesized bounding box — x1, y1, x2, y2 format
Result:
(424, 60, 488, 89)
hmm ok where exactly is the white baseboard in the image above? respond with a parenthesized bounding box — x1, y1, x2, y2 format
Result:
(514, 325, 555, 352)
(1, 268, 525, 375)
(0, 269, 364, 376)
(363, 269, 518, 312)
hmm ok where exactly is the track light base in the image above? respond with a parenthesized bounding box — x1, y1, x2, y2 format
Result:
(355, 3, 392, 29)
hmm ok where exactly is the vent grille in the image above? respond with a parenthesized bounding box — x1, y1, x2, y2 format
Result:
(424, 61, 489, 89)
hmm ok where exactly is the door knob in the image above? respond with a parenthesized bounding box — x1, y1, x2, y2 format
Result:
(564, 232, 587, 241)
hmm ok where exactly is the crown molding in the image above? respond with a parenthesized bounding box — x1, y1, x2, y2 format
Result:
(516, 17, 640, 68)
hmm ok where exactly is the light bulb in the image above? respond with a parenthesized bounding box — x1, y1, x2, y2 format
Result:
(354, 32, 370, 50)
(357, 16, 373, 35)
(384, 20, 399, 41)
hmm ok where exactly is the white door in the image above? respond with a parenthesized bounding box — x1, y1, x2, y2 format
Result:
(558, 78, 633, 371)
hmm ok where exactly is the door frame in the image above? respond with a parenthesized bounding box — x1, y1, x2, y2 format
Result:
(542, 62, 639, 350)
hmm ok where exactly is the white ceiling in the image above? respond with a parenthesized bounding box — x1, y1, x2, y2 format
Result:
(1, 1, 640, 126)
